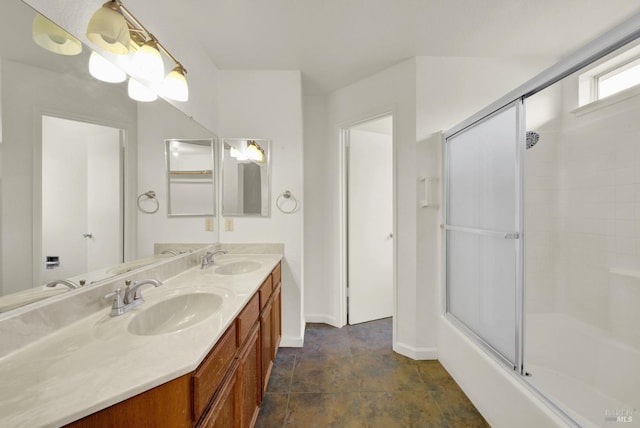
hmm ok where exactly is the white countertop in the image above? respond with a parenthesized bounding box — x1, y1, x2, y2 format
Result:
(0, 253, 281, 428)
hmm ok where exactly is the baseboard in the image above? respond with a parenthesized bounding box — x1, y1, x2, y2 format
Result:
(304, 314, 341, 328)
(393, 341, 438, 360)
(280, 335, 304, 347)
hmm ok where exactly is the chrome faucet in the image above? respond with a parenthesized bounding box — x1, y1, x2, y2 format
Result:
(104, 279, 163, 317)
(200, 250, 227, 269)
(45, 279, 80, 290)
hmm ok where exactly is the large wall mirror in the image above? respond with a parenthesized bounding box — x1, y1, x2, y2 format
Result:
(165, 138, 216, 216)
(221, 138, 271, 217)
(0, 1, 217, 313)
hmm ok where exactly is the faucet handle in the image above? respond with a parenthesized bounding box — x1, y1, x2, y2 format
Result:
(104, 288, 125, 316)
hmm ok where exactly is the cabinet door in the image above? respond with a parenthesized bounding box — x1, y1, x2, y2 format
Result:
(260, 297, 274, 396)
(272, 282, 282, 358)
(198, 364, 238, 428)
(236, 324, 261, 428)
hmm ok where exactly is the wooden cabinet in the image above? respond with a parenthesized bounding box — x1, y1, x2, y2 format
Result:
(193, 323, 237, 421)
(198, 363, 238, 428)
(66, 262, 282, 428)
(236, 324, 261, 428)
(260, 296, 274, 396)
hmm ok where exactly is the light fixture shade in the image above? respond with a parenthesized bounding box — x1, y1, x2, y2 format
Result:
(246, 141, 265, 162)
(127, 77, 157, 102)
(32, 14, 82, 56)
(89, 51, 127, 83)
(131, 39, 164, 83)
(161, 65, 189, 102)
(86, 2, 130, 55)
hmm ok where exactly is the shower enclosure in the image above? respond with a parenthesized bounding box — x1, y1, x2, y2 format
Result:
(444, 21, 640, 428)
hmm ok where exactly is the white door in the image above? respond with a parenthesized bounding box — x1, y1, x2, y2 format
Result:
(347, 117, 393, 325)
(41, 116, 122, 283)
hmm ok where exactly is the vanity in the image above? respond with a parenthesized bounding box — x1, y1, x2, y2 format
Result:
(0, 250, 282, 428)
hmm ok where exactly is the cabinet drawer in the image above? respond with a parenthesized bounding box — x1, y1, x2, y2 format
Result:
(272, 263, 281, 286)
(193, 323, 238, 421)
(237, 293, 259, 345)
(258, 276, 273, 310)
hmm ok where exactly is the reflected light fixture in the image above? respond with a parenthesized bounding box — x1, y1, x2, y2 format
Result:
(162, 65, 189, 102)
(32, 14, 82, 56)
(130, 36, 164, 83)
(128, 77, 157, 102)
(86, 0, 130, 55)
(89, 51, 127, 83)
(246, 140, 266, 163)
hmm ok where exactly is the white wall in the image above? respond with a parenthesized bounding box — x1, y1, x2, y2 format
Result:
(136, 100, 219, 257)
(218, 70, 305, 346)
(307, 58, 425, 356)
(302, 95, 330, 321)
(0, 59, 136, 295)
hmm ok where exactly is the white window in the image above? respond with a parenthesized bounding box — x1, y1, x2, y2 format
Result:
(578, 42, 640, 107)
(597, 57, 640, 99)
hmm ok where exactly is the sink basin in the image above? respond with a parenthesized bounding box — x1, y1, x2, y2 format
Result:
(128, 292, 223, 336)
(215, 261, 261, 275)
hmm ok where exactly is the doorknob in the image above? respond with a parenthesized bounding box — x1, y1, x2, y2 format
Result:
(82, 233, 93, 239)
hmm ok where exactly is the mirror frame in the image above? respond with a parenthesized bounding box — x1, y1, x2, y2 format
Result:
(221, 138, 271, 217)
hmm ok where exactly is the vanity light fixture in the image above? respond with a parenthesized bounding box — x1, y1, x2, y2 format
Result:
(86, 1, 130, 54)
(128, 77, 157, 102)
(32, 14, 82, 56)
(85, 0, 189, 102)
(89, 51, 127, 83)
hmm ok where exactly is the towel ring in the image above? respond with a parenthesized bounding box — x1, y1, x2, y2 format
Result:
(137, 190, 159, 214)
(276, 190, 298, 214)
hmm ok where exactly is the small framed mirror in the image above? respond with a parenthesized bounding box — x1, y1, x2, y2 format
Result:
(221, 138, 271, 217)
(165, 138, 216, 217)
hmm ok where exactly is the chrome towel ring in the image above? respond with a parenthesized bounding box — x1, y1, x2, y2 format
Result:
(276, 190, 298, 214)
(137, 190, 159, 214)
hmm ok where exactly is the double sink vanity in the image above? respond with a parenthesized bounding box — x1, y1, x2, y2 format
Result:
(0, 245, 282, 428)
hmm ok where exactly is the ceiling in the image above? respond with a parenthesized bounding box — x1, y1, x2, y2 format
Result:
(174, 0, 640, 94)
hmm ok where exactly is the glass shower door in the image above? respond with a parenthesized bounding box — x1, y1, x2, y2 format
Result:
(445, 100, 524, 369)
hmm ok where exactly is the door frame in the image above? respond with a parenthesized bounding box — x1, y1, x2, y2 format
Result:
(338, 109, 397, 330)
(33, 109, 134, 286)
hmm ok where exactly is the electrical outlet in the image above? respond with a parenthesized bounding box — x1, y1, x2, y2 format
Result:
(204, 217, 214, 232)
(225, 218, 234, 232)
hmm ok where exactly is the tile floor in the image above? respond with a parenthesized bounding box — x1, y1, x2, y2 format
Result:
(256, 318, 490, 427)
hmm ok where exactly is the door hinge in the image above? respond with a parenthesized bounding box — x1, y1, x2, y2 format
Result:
(504, 232, 520, 239)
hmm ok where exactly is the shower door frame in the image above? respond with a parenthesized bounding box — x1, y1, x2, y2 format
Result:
(443, 99, 526, 374)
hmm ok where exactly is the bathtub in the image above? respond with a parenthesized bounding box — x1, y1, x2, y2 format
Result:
(526, 313, 640, 427)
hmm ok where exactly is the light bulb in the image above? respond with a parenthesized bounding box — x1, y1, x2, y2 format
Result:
(131, 39, 164, 83)
(89, 51, 127, 83)
(127, 77, 157, 102)
(161, 65, 189, 102)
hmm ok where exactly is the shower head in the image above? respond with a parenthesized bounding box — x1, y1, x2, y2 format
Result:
(526, 131, 540, 150)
